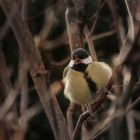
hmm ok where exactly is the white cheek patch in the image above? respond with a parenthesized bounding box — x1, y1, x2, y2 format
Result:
(69, 60, 74, 67)
(69, 56, 93, 67)
(82, 56, 93, 64)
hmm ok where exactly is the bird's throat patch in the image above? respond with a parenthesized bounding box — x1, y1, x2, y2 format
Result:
(72, 63, 88, 72)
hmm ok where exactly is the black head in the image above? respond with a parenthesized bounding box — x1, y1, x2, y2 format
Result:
(72, 48, 89, 60)
(69, 48, 93, 72)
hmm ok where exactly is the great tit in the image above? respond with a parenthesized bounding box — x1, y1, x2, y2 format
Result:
(63, 48, 112, 105)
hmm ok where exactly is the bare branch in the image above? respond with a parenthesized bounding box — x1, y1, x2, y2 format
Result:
(84, 26, 97, 61)
(92, 30, 115, 41)
(66, 103, 76, 135)
(0, 0, 70, 139)
(18, 103, 42, 126)
(65, 6, 84, 51)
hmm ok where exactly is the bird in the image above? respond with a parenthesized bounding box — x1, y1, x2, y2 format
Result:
(63, 48, 112, 105)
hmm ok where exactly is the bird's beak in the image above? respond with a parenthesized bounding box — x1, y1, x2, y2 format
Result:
(74, 57, 82, 64)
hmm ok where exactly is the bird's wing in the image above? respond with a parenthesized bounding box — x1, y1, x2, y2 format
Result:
(85, 62, 112, 89)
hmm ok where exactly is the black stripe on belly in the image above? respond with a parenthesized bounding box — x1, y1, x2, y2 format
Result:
(84, 72, 97, 94)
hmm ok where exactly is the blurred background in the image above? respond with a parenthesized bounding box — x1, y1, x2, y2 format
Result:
(1, 0, 139, 140)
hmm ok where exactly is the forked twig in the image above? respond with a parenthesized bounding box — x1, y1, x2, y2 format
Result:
(72, 111, 90, 140)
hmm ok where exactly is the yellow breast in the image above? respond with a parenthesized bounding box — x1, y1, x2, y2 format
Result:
(63, 70, 94, 105)
(63, 62, 112, 105)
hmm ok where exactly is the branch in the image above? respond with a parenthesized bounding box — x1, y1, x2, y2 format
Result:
(18, 103, 42, 126)
(19, 50, 29, 115)
(92, 30, 115, 41)
(0, 0, 70, 140)
(65, 0, 84, 51)
(90, 0, 106, 34)
(89, 96, 140, 139)
(84, 26, 97, 61)
(66, 103, 76, 135)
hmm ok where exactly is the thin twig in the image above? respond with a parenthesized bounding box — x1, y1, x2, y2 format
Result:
(90, 0, 107, 34)
(72, 111, 90, 140)
(90, 126, 109, 140)
(126, 97, 140, 113)
(50, 55, 70, 66)
(126, 105, 136, 140)
(0, 89, 19, 120)
(92, 30, 115, 41)
(124, 0, 134, 37)
(18, 103, 42, 126)
(84, 26, 98, 61)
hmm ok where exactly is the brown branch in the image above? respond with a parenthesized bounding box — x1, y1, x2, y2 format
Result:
(126, 106, 136, 140)
(0, 89, 19, 120)
(0, 0, 70, 140)
(90, 126, 109, 140)
(18, 103, 42, 126)
(84, 26, 97, 61)
(39, 30, 68, 49)
(119, 68, 137, 107)
(21, 0, 29, 21)
(92, 30, 115, 41)
(19, 0, 29, 112)
(49, 56, 70, 66)
(72, 111, 90, 140)
(19, 50, 29, 115)
(90, 0, 107, 34)
(51, 81, 64, 95)
(90, 95, 140, 138)
(65, 0, 84, 51)
(123, 26, 140, 66)
(126, 97, 140, 113)
(66, 103, 76, 136)
(108, 26, 140, 140)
